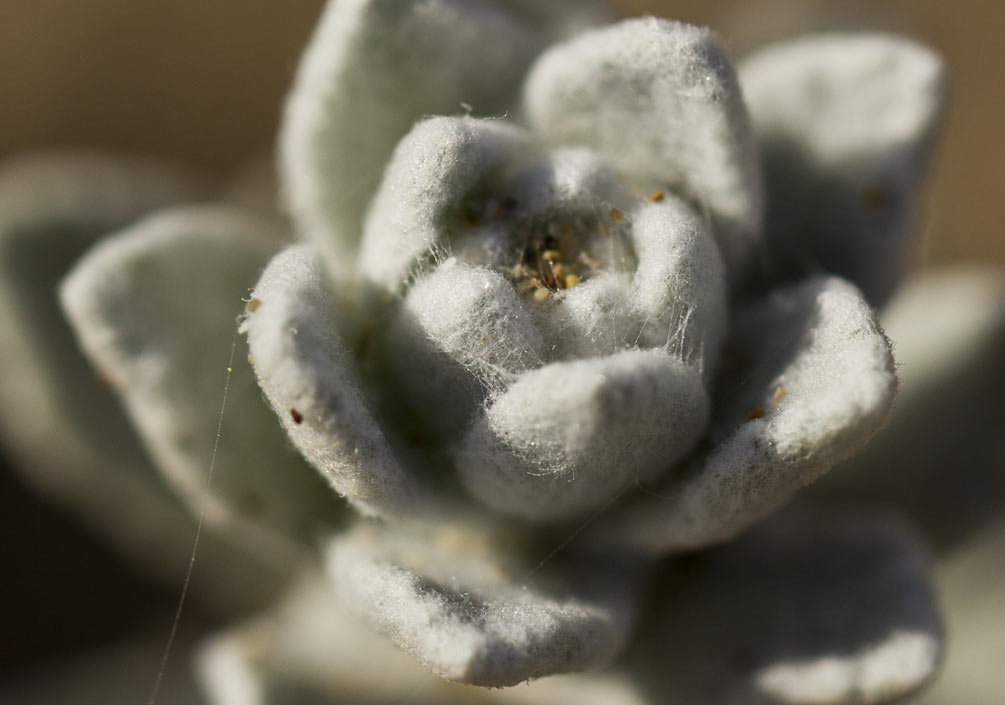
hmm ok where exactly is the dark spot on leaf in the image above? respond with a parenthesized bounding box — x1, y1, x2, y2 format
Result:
(290, 408, 304, 424)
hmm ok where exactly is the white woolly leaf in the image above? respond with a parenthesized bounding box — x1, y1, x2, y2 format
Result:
(326, 524, 645, 687)
(629, 510, 942, 705)
(197, 570, 648, 705)
(359, 115, 532, 291)
(243, 243, 429, 520)
(739, 34, 947, 304)
(523, 17, 763, 280)
(386, 259, 546, 439)
(814, 268, 1005, 551)
(60, 206, 342, 562)
(594, 276, 896, 552)
(458, 349, 709, 522)
(0, 152, 252, 589)
(628, 197, 728, 378)
(280, 0, 541, 274)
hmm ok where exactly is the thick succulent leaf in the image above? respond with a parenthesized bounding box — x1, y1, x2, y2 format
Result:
(358, 115, 531, 291)
(814, 268, 1005, 552)
(280, 0, 543, 273)
(627, 509, 942, 705)
(197, 571, 647, 705)
(0, 152, 247, 590)
(386, 259, 546, 439)
(326, 523, 647, 687)
(593, 276, 897, 553)
(60, 205, 342, 563)
(523, 18, 764, 280)
(628, 197, 728, 378)
(458, 349, 709, 522)
(739, 34, 946, 304)
(243, 243, 432, 520)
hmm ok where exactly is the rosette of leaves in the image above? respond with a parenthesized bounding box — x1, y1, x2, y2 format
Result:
(2, 1, 1003, 704)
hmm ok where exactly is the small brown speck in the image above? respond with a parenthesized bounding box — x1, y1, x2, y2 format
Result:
(245, 297, 262, 313)
(481, 337, 488, 345)
(772, 386, 787, 403)
(290, 408, 304, 424)
(648, 189, 665, 202)
(609, 207, 623, 223)
(748, 405, 765, 420)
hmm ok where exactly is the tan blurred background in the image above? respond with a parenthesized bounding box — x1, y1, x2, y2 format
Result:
(0, 1, 1001, 700)
(0, 0, 1001, 267)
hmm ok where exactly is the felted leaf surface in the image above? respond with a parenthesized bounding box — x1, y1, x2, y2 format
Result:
(627, 509, 942, 705)
(739, 34, 946, 304)
(358, 115, 531, 291)
(60, 205, 343, 564)
(243, 243, 429, 520)
(523, 17, 763, 279)
(280, 0, 541, 273)
(0, 152, 259, 594)
(198, 571, 648, 705)
(326, 522, 646, 687)
(457, 349, 709, 522)
(593, 276, 897, 553)
(385, 258, 546, 440)
(814, 268, 1005, 552)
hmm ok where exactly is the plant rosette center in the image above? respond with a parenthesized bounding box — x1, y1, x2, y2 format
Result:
(355, 119, 726, 523)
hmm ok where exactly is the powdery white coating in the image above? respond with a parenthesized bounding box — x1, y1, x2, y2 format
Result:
(60, 206, 339, 564)
(739, 34, 946, 304)
(629, 197, 728, 377)
(595, 276, 896, 553)
(815, 268, 1005, 551)
(523, 17, 763, 279)
(386, 259, 546, 438)
(243, 243, 421, 519)
(326, 525, 642, 687)
(197, 572, 648, 705)
(359, 115, 531, 291)
(458, 349, 709, 522)
(628, 510, 942, 704)
(280, 0, 540, 275)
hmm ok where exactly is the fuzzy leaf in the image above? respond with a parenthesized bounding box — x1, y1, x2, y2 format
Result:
(523, 17, 763, 279)
(627, 196, 728, 378)
(197, 571, 647, 705)
(0, 153, 244, 584)
(628, 510, 942, 705)
(60, 205, 343, 563)
(243, 243, 433, 520)
(280, 0, 541, 273)
(386, 258, 546, 439)
(358, 115, 531, 291)
(739, 34, 946, 304)
(594, 276, 897, 553)
(457, 349, 709, 522)
(326, 523, 646, 687)
(814, 268, 1005, 551)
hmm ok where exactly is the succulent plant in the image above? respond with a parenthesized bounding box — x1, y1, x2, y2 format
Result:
(1, 1, 1003, 704)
